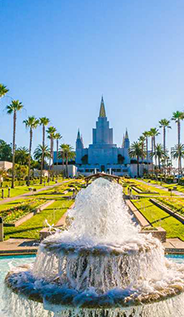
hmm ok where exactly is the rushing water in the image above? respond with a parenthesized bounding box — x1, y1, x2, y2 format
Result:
(3, 178, 184, 316)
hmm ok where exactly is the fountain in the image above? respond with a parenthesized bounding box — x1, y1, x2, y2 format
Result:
(3, 178, 184, 316)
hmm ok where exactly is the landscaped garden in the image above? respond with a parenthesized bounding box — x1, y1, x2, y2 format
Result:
(1, 179, 84, 240)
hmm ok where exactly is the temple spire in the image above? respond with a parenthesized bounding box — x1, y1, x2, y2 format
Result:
(77, 129, 81, 139)
(125, 128, 129, 139)
(99, 96, 106, 118)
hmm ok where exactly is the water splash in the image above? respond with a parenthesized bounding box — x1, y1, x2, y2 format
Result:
(4, 178, 184, 316)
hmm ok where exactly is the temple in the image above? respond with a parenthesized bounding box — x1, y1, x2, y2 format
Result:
(76, 97, 148, 176)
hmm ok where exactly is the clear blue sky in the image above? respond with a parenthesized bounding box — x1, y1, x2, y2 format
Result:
(1, 0, 184, 157)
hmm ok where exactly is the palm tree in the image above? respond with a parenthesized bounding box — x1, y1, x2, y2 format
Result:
(55, 133, 62, 178)
(46, 126, 57, 179)
(23, 116, 39, 185)
(142, 131, 150, 173)
(34, 145, 51, 163)
(59, 144, 75, 177)
(0, 84, 9, 98)
(171, 144, 184, 175)
(149, 128, 160, 172)
(159, 119, 171, 158)
(129, 142, 144, 177)
(172, 111, 184, 173)
(6, 100, 23, 188)
(39, 117, 50, 184)
(138, 135, 146, 162)
(152, 143, 164, 171)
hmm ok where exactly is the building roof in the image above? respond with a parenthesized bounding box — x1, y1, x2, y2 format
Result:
(99, 96, 106, 117)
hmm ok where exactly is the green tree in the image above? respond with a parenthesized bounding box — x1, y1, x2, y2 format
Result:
(34, 144, 51, 164)
(39, 117, 50, 184)
(0, 84, 9, 98)
(159, 119, 171, 157)
(172, 111, 184, 173)
(55, 133, 62, 178)
(152, 143, 164, 171)
(6, 100, 23, 188)
(129, 142, 144, 177)
(23, 116, 39, 185)
(0, 140, 12, 161)
(171, 144, 184, 174)
(15, 147, 29, 165)
(47, 126, 57, 179)
(59, 144, 75, 177)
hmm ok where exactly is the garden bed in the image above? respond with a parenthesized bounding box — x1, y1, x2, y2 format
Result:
(1, 199, 46, 226)
(150, 198, 184, 224)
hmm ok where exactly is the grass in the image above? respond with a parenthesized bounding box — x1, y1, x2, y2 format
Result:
(0, 178, 64, 200)
(4, 198, 74, 239)
(132, 198, 184, 241)
(2, 179, 84, 240)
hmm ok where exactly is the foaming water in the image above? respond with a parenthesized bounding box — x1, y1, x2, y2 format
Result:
(4, 178, 184, 316)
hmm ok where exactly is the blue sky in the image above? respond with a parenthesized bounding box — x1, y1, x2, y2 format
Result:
(1, 0, 184, 158)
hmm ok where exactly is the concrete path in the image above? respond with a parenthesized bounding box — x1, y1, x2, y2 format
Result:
(0, 181, 67, 206)
(136, 179, 184, 197)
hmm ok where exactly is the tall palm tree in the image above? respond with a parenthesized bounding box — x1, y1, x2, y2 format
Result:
(23, 116, 39, 185)
(46, 126, 57, 178)
(138, 135, 146, 162)
(129, 142, 144, 177)
(6, 100, 23, 188)
(60, 143, 67, 177)
(152, 143, 164, 171)
(55, 133, 62, 178)
(172, 111, 184, 173)
(0, 84, 9, 98)
(34, 144, 51, 163)
(39, 117, 50, 184)
(149, 128, 160, 172)
(142, 131, 150, 173)
(159, 119, 171, 158)
(59, 144, 75, 178)
(171, 144, 184, 175)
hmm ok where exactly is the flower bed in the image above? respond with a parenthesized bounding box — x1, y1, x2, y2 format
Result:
(1, 199, 46, 225)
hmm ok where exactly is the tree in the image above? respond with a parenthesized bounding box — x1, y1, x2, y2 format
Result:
(172, 111, 184, 173)
(59, 144, 75, 177)
(34, 144, 51, 164)
(138, 135, 146, 162)
(171, 144, 184, 174)
(142, 131, 150, 173)
(129, 142, 144, 177)
(149, 128, 160, 172)
(6, 100, 23, 188)
(23, 116, 39, 185)
(46, 126, 57, 179)
(0, 140, 12, 161)
(0, 84, 9, 98)
(55, 133, 62, 178)
(15, 147, 29, 165)
(159, 119, 171, 157)
(152, 143, 164, 171)
(39, 117, 50, 184)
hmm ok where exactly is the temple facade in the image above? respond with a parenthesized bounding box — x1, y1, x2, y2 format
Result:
(75, 97, 150, 176)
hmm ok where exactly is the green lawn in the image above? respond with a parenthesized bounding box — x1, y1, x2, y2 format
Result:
(0, 178, 64, 200)
(2, 179, 84, 240)
(132, 198, 184, 241)
(4, 198, 74, 240)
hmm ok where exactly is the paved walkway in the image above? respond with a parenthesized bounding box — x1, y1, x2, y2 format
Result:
(136, 179, 184, 197)
(0, 181, 67, 206)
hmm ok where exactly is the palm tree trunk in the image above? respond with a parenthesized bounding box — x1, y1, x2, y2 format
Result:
(163, 126, 166, 156)
(11, 110, 16, 188)
(62, 152, 65, 177)
(27, 128, 32, 186)
(137, 156, 140, 177)
(40, 124, 45, 184)
(178, 120, 181, 174)
(56, 139, 59, 180)
(66, 155, 69, 178)
(151, 137, 154, 175)
(146, 137, 149, 173)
